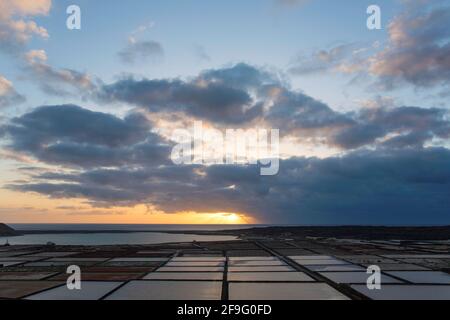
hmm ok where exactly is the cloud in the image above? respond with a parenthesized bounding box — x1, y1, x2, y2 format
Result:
(23, 50, 95, 96)
(98, 63, 273, 124)
(117, 22, 163, 64)
(96, 63, 450, 149)
(368, 5, 450, 89)
(8, 148, 450, 224)
(2, 95, 449, 224)
(332, 106, 450, 149)
(289, 43, 363, 75)
(0, 75, 25, 108)
(118, 40, 164, 64)
(1, 104, 171, 168)
(0, 0, 51, 54)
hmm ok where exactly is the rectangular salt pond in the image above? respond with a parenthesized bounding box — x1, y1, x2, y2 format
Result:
(228, 260, 286, 267)
(105, 281, 222, 300)
(171, 257, 225, 262)
(143, 272, 223, 281)
(0, 281, 63, 299)
(361, 263, 430, 271)
(229, 283, 349, 300)
(386, 271, 450, 284)
(109, 258, 168, 262)
(165, 261, 224, 267)
(228, 266, 294, 272)
(26, 282, 122, 300)
(228, 257, 278, 261)
(306, 265, 365, 272)
(289, 255, 335, 260)
(157, 266, 224, 272)
(295, 259, 348, 266)
(228, 272, 314, 282)
(351, 285, 450, 300)
(381, 255, 450, 259)
(319, 272, 403, 284)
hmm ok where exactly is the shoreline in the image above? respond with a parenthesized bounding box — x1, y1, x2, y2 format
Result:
(6, 225, 450, 241)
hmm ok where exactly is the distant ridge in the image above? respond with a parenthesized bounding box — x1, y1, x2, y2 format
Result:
(0, 223, 19, 237)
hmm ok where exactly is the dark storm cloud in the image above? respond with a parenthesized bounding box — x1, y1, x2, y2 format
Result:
(369, 5, 450, 89)
(2, 104, 171, 168)
(118, 40, 164, 64)
(3, 99, 449, 224)
(98, 64, 271, 124)
(96, 63, 450, 150)
(332, 106, 450, 149)
(265, 87, 354, 131)
(97, 63, 353, 129)
(8, 148, 450, 224)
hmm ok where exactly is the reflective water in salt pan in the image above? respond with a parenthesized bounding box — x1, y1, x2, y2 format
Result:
(1, 232, 237, 245)
(105, 281, 222, 300)
(306, 264, 365, 272)
(157, 266, 224, 272)
(165, 261, 224, 267)
(229, 283, 349, 300)
(319, 272, 403, 284)
(109, 257, 168, 262)
(228, 257, 277, 261)
(386, 271, 450, 284)
(228, 272, 314, 282)
(228, 260, 286, 266)
(295, 259, 348, 266)
(171, 257, 225, 262)
(351, 285, 450, 300)
(228, 266, 294, 272)
(26, 282, 122, 300)
(144, 272, 223, 280)
(289, 255, 334, 260)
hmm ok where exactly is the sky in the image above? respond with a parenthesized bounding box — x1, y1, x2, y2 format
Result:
(0, 0, 449, 225)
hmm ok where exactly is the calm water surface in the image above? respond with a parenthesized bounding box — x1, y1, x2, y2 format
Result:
(0, 232, 238, 245)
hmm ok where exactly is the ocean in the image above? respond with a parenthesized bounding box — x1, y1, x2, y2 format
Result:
(9, 223, 264, 231)
(0, 224, 264, 245)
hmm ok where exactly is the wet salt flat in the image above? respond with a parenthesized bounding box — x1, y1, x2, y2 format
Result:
(319, 272, 403, 284)
(386, 271, 450, 284)
(228, 272, 314, 282)
(351, 285, 450, 300)
(229, 283, 349, 300)
(144, 272, 223, 281)
(0, 239, 449, 300)
(26, 282, 122, 300)
(306, 265, 365, 272)
(105, 281, 223, 300)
